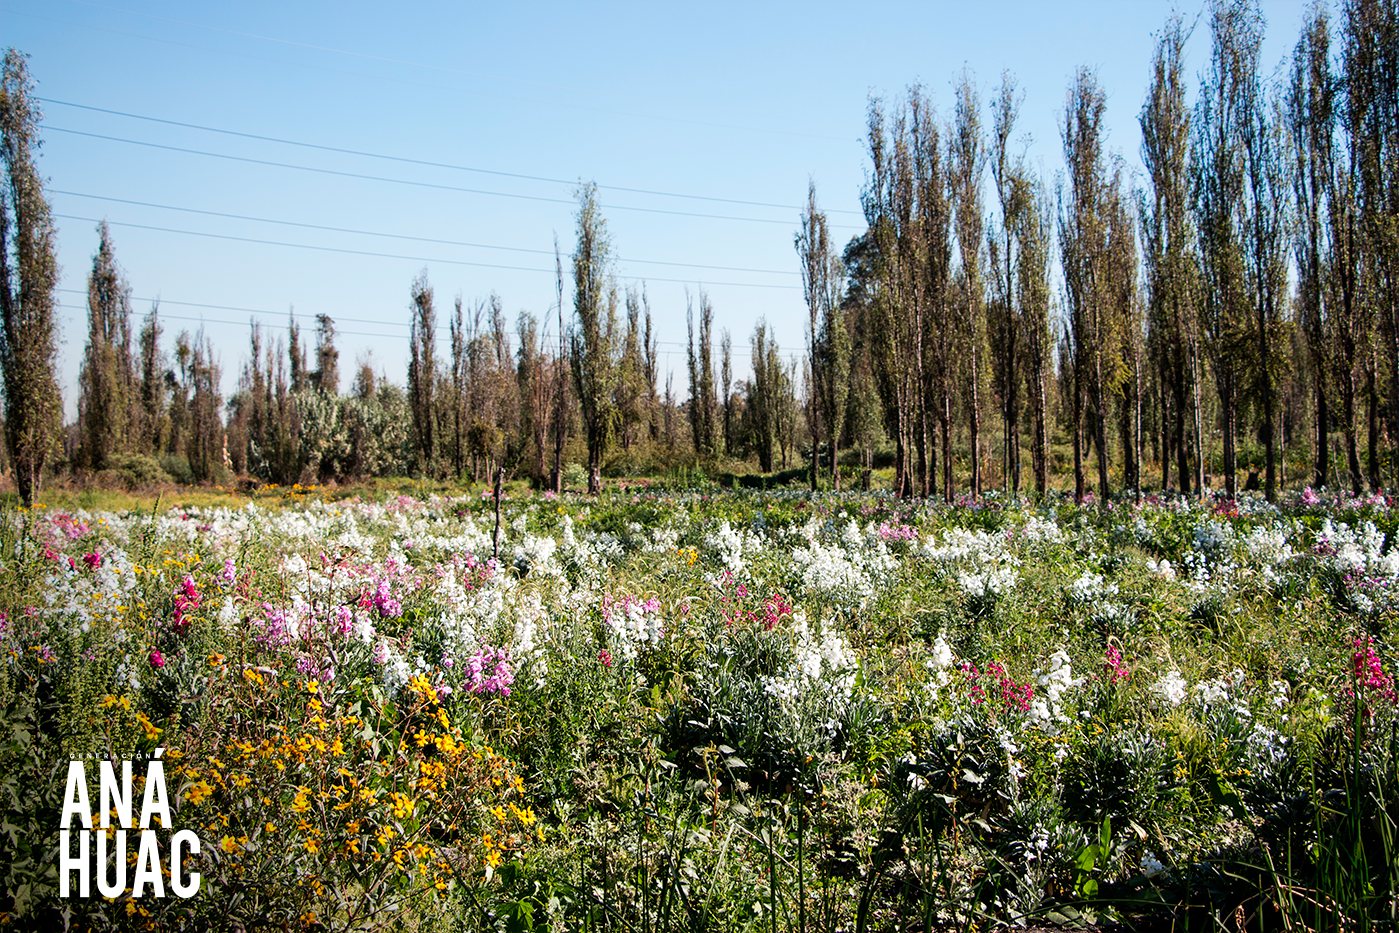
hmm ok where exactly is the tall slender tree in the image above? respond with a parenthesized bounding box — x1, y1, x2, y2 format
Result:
(312, 313, 339, 397)
(685, 290, 719, 458)
(137, 304, 165, 456)
(796, 181, 847, 489)
(1288, 4, 1334, 490)
(77, 220, 136, 471)
(569, 182, 617, 494)
(989, 72, 1025, 494)
(949, 72, 988, 498)
(1061, 67, 1112, 502)
(1016, 174, 1055, 495)
(1193, 0, 1261, 500)
(1142, 15, 1203, 497)
(1342, 0, 1399, 488)
(0, 49, 60, 506)
(407, 270, 437, 474)
(1241, 64, 1289, 502)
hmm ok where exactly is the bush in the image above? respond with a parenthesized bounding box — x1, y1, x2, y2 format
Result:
(98, 453, 171, 489)
(160, 453, 194, 485)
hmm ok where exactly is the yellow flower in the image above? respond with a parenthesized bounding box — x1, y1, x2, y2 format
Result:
(390, 792, 415, 819)
(134, 712, 162, 743)
(219, 835, 239, 854)
(185, 780, 214, 806)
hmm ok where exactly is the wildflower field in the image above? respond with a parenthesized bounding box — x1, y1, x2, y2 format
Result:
(1, 483, 1396, 931)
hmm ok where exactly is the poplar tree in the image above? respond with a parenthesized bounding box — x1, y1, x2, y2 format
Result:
(78, 220, 136, 471)
(0, 49, 60, 506)
(1241, 49, 1289, 502)
(569, 182, 617, 494)
(408, 270, 437, 474)
(1016, 174, 1054, 495)
(989, 72, 1024, 493)
(1061, 67, 1112, 502)
(1193, 0, 1261, 500)
(1142, 16, 1203, 497)
(796, 182, 847, 488)
(950, 72, 988, 498)
(448, 295, 468, 478)
(312, 314, 339, 397)
(685, 290, 718, 458)
(516, 310, 553, 485)
(748, 319, 781, 472)
(1288, 5, 1334, 489)
(137, 305, 165, 456)
(1342, 0, 1399, 489)
(863, 88, 950, 499)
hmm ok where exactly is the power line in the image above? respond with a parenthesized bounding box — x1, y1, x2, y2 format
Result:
(41, 99, 863, 216)
(44, 126, 865, 231)
(54, 190, 799, 276)
(57, 289, 403, 340)
(57, 288, 801, 354)
(53, 214, 802, 290)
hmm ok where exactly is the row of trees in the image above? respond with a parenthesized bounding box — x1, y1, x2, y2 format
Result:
(3, 0, 1397, 504)
(788, 0, 1399, 503)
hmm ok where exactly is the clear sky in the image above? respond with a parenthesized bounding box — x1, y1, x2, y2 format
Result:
(4, 0, 1309, 420)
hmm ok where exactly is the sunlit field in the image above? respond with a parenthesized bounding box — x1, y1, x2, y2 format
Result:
(2, 482, 1395, 931)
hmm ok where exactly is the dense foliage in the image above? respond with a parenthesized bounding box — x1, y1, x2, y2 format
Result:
(1, 483, 1395, 930)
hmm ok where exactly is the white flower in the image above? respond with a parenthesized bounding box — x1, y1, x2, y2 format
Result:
(1145, 558, 1176, 581)
(1069, 571, 1118, 603)
(1154, 669, 1188, 707)
(930, 635, 955, 671)
(1033, 648, 1083, 724)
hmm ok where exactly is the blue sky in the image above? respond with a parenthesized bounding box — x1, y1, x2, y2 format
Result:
(5, 0, 1308, 419)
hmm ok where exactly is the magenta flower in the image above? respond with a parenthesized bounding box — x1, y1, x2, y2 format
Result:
(1352, 636, 1397, 705)
(149, 649, 165, 669)
(1105, 645, 1130, 684)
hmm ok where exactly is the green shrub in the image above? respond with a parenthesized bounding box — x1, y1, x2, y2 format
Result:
(160, 453, 195, 485)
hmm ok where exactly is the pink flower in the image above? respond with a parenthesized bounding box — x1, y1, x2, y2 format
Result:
(1105, 645, 1129, 684)
(82, 551, 102, 570)
(598, 648, 613, 668)
(149, 649, 165, 669)
(1352, 636, 1397, 705)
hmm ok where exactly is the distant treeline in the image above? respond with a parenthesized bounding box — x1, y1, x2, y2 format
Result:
(1, 1, 1397, 504)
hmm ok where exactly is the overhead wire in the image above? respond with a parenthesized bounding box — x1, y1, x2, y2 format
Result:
(53, 190, 800, 276)
(41, 99, 863, 215)
(45, 125, 865, 231)
(56, 288, 798, 357)
(53, 213, 802, 290)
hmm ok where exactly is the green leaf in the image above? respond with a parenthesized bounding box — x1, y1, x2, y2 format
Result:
(1074, 844, 1099, 873)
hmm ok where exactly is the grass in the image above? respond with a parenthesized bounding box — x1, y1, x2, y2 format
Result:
(0, 474, 1395, 931)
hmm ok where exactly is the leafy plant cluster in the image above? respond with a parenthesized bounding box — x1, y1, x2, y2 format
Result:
(0, 484, 1396, 931)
